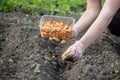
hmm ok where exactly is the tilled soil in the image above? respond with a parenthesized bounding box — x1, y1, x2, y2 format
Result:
(0, 12, 120, 80)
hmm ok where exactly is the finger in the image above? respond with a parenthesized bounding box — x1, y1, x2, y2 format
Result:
(62, 49, 71, 60)
(64, 48, 71, 54)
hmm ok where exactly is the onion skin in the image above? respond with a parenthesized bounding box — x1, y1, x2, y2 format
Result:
(40, 21, 72, 41)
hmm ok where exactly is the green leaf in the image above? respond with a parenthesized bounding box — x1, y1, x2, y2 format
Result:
(0, 0, 4, 9)
(34, 64, 40, 73)
(114, 70, 119, 75)
(44, 55, 52, 61)
(0, 0, 4, 5)
(32, 63, 36, 68)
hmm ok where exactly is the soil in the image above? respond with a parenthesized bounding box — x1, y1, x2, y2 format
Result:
(0, 12, 120, 80)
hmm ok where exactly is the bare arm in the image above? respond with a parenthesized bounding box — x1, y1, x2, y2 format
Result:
(61, 0, 120, 61)
(74, 0, 101, 33)
(79, 0, 120, 48)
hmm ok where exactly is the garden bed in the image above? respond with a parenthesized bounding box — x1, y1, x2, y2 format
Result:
(0, 12, 120, 80)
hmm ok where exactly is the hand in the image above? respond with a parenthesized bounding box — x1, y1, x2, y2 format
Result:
(61, 41, 85, 62)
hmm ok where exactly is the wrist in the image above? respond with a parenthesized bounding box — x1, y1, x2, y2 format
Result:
(72, 27, 78, 37)
(76, 41, 85, 52)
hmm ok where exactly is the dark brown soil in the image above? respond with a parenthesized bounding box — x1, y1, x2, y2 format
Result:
(0, 12, 120, 80)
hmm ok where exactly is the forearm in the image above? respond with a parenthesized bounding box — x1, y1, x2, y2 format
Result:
(79, 0, 120, 49)
(74, 10, 100, 33)
(73, 0, 101, 34)
(79, 14, 112, 48)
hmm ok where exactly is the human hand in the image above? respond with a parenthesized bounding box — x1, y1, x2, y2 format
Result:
(61, 41, 85, 62)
